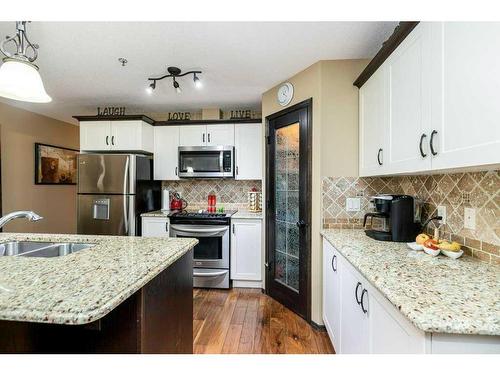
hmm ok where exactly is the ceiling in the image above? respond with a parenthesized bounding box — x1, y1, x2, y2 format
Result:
(0, 22, 397, 124)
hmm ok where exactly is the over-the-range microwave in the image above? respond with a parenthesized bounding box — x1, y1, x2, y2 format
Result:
(178, 146, 234, 178)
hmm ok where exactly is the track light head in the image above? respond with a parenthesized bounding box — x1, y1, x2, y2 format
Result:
(146, 81, 155, 94)
(173, 78, 181, 94)
(193, 73, 202, 89)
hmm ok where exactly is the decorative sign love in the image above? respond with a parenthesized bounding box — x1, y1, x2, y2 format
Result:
(97, 106, 126, 116)
(167, 112, 192, 121)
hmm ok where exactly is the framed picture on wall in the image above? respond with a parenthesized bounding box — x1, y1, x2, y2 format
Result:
(34, 143, 78, 185)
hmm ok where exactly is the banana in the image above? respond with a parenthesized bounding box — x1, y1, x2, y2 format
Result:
(437, 241, 461, 252)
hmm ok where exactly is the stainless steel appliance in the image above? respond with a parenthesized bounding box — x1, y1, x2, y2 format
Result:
(77, 154, 160, 236)
(363, 195, 423, 242)
(169, 211, 236, 289)
(178, 146, 234, 178)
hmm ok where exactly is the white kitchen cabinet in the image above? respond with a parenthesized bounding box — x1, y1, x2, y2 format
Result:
(428, 22, 500, 171)
(322, 238, 342, 352)
(358, 22, 500, 177)
(234, 122, 262, 180)
(207, 124, 235, 146)
(80, 121, 112, 151)
(230, 218, 262, 287)
(385, 23, 433, 174)
(179, 125, 207, 146)
(179, 124, 235, 147)
(141, 216, 169, 237)
(359, 67, 387, 176)
(79, 120, 153, 153)
(339, 257, 370, 354)
(154, 126, 180, 180)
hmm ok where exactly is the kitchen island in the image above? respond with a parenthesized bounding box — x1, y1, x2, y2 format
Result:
(0, 233, 197, 353)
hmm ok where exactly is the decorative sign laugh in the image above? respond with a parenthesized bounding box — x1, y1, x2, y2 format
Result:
(97, 106, 126, 116)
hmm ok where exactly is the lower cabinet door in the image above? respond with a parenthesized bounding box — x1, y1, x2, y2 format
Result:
(230, 219, 262, 281)
(141, 217, 169, 237)
(323, 239, 341, 352)
(339, 261, 370, 354)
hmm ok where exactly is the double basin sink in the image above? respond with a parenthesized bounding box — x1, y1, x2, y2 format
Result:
(0, 241, 94, 258)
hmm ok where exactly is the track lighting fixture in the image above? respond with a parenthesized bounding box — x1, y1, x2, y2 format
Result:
(146, 66, 201, 94)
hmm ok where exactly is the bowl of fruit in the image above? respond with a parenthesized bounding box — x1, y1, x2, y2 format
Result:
(422, 238, 441, 256)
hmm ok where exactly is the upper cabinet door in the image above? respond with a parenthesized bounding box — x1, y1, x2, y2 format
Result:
(428, 22, 500, 170)
(80, 121, 112, 151)
(110, 120, 153, 152)
(206, 124, 235, 146)
(179, 125, 207, 146)
(385, 23, 432, 174)
(359, 68, 387, 176)
(234, 123, 262, 180)
(154, 126, 180, 180)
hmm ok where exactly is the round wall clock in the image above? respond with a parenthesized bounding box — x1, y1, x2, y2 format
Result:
(277, 82, 294, 106)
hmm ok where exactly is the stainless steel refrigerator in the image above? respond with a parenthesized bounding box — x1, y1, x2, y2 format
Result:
(77, 154, 160, 236)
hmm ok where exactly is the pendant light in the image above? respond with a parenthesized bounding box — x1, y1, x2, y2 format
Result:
(0, 21, 51, 103)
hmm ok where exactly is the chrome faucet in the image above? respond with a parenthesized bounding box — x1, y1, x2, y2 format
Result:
(0, 211, 43, 230)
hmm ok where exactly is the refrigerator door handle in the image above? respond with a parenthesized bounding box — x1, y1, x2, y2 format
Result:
(123, 157, 130, 233)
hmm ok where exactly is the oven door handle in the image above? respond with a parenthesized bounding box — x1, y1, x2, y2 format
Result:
(193, 270, 228, 277)
(171, 225, 228, 235)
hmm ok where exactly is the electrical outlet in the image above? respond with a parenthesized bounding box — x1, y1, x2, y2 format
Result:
(437, 205, 446, 224)
(346, 197, 361, 212)
(464, 207, 476, 230)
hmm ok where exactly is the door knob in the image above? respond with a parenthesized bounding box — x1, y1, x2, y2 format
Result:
(296, 220, 307, 228)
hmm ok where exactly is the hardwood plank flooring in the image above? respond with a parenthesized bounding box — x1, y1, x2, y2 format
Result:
(193, 288, 335, 354)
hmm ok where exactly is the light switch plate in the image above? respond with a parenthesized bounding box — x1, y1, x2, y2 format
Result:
(346, 197, 361, 212)
(437, 205, 446, 224)
(464, 207, 476, 230)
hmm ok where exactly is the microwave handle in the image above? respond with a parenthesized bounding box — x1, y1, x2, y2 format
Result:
(219, 151, 224, 173)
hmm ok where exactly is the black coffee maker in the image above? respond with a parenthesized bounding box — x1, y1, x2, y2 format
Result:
(363, 195, 422, 242)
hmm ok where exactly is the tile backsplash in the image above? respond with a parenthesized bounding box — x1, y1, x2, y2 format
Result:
(162, 179, 262, 209)
(322, 171, 499, 264)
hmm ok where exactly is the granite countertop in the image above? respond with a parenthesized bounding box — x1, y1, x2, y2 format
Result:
(141, 209, 263, 219)
(0, 233, 197, 325)
(321, 229, 500, 336)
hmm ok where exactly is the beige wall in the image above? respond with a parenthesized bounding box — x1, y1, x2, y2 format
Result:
(0, 102, 79, 233)
(262, 59, 367, 324)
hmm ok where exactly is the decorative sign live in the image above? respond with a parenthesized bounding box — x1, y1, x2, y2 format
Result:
(97, 106, 126, 116)
(167, 112, 192, 121)
(229, 110, 259, 119)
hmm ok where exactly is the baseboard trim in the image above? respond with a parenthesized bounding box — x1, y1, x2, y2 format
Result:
(310, 320, 326, 332)
(232, 280, 262, 288)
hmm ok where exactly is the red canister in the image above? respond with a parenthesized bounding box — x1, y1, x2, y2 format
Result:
(208, 194, 217, 212)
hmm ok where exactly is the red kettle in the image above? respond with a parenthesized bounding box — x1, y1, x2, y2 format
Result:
(170, 192, 188, 211)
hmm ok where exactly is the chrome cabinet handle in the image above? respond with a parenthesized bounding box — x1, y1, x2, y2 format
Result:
(236, 166, 239, 175)
(203, 133, 205, 143)
(355, 282, 362, 305)
(165, 222, 169, 233)
(232, 223, 235, 234)
(419, 133, 427, 157)
(111, 135, 115, 146)
(361, 289, 368, 314)
(377, 148, 383, 165)
(208, 133, 211, 143)
(430, 130, 438, 156)
(331, 254, 337, 272)
(105, 136, 109, 145)
(175, 167, 178, 176)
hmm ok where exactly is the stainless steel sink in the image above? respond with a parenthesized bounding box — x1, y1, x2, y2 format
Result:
(0, 241, 94, 257)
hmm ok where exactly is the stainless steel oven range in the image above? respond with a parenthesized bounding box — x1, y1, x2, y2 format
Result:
(169, 211, 236, 289)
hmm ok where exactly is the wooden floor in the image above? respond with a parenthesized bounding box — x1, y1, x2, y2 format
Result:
(193, 288, 335, 354)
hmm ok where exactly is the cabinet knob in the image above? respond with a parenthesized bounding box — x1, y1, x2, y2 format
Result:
(355, 282, 362, 305)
